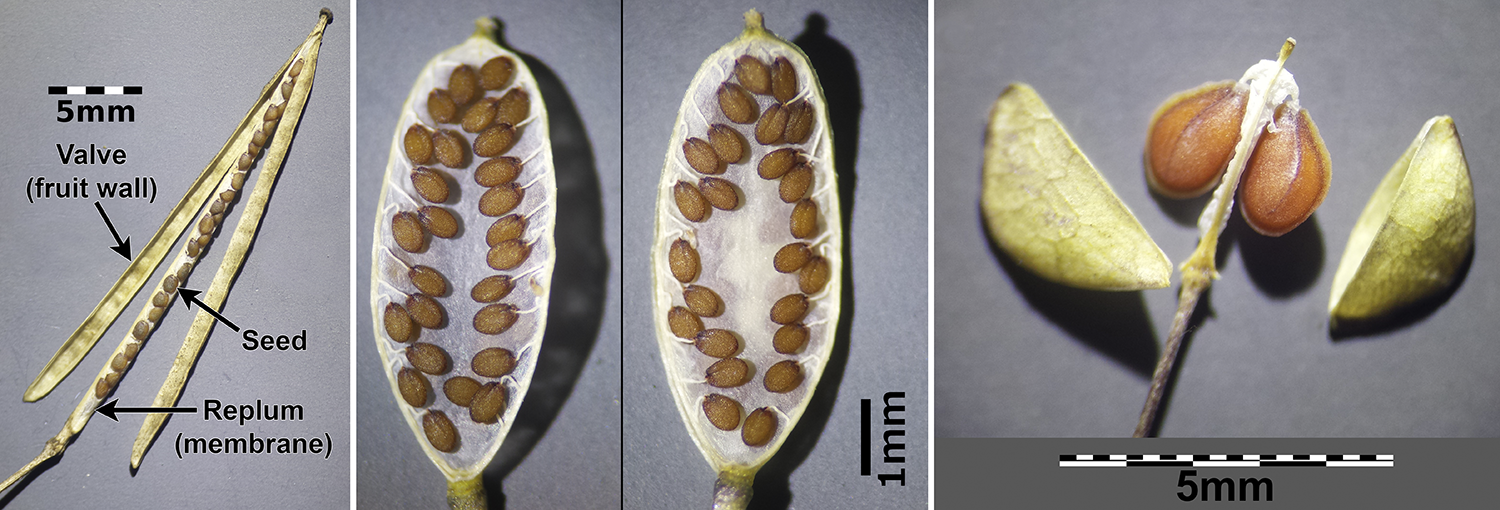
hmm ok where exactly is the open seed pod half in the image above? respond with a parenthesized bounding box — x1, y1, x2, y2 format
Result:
(651, 10, 840, 509)
(370, 18, 556, 508)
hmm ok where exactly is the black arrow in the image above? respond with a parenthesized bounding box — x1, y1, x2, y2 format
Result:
(176, 287, 240, 332)
(94, 399, 196, 422)
(93, 201, 132, 260)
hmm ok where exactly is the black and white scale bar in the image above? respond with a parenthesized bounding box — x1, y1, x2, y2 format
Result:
(48, 86, 143, 95)
(1059, 454, 1393, 468)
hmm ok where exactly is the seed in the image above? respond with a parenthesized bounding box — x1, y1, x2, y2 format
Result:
(281, 81, 293, 99)
(111, 352, 127, 372)
(148, 307, 164, 322)
(770, 294, 809, 325)
(152, 291, 169, 308)
(470, 275, 515, 303)
(479, 183, 525, 217)
(408, 265, 447, 296)
(198, 215, 214, 235)
(674, 181, 710, 222)
(444, 376, 481, 407)
(187, 240, 201, 257)
(705, 358, 751, 388)
(742, 408, 777, 447)
(495, 88, 529, 127)
(237, 152, 253, 171)
(779, 163, 812, 202)
(418, 206, 459, 239)
(479, 55, 515, 90)
(758, 148, 799, 179)
(383, 302, 415, 343)
(210, 199, 226, 215)
(263, 118, 279, 137)
(473, 304, 519, 335)
(669, 239, 700, 283)
(392, 211, 426, 252)
(231, 170, 247, 190)
(290, 58, 304, 78)
(486, 214, 527, 247)
(668, 306, 704, 339)
(406, 342, 450, 375)
(735, 55, 772, 95)
(220, 189, 236, 203)
(124, 342, 140, 361)
(474, 124, 518, 158)
(196, 234, 212, 248)
(460, 97, 498, 133)
(410, 167, 449, 203)
(773, 323, 809, 354)
(693, 329, 739, 358)
(703, 394, 743, 431)
(774, 242, 811, 273)
(782, 100, 814, 144)
(469, 382, 507, 424)
(263, 102, 283, 121)
(163, 274, 180, 294)
(397, 367, 430, 407)
(252, 129, 268, 149)
(421, 410, 459, 453)
(472, 347, 518, 377)
(487, 239, 532, 270)
(404, 125, 434, 164)
(790, 199, 818, 239)
(1144, 81, 1247, 199)
(708, 124, 745, 165)
(475, 156, 522, 187)
(763, 360, 804, 393)
(683, 137, 724, 175)
(698, 177, 739, 211)
(427, 89, 458, 124)
(405, 294, 445, 329)
(799, 256, 831, 294)
(448, 64, 479, 106)
(175, 263, 192, 282)
(1238, 102, 1331, 237)
(683, 285, 725, 317)
(432, 129, 469, 168)
(755, 103, 788, 145)
(771, 57, 797, 103)
(717, 82, 759, 124)
(94, 378, 111, 399)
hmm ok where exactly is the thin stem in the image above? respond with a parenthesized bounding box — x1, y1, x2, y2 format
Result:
(1134, 269, 1209, 437)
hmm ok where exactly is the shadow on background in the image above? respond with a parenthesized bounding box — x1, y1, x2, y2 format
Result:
(1234, 212, 1325, 298)
(1150, 186, 1213, 227)
(1331, 242, 1474, 340)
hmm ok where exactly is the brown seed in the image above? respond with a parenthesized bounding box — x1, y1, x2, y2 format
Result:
(148, 306, 164, 322)
(111, 352, 127, 372)
(460, 97, 498, 133)
(427, 89, 458, 124)
(405, 294, 445, 329)
(124, 342, 140, 361)
(763, 360, 804, 393)
(210, 199, 225, 215)
(263, 102, 283, 121)
(779, 163, 813, 203)
(281, 80, 293, 99)
(473, 304, 519, 335)
(708, 124, 745, 164)
(94, 378, 111, 399)
(799, 256, 831, 294)
(755, 103, 788, 145)
(392, 211, 427, 253)
(383, 302, 415, 343)
(1238, 102, 1331, 237)
(196, 234, 212, 248)
(405, 342, 450, 375)
(470, 275, 515, 303)
(771, 57, 797, 103)
(397, 367, 430, 407)
(742, 408, 777, 447)
(419, 206, 459, 239)
(674, 181, 710, 222)
(198, 215, 214, 235)
(404, 124, 434, 164)
(443, 376, 481, 407)
(758, 148, 799, 179)
(479, 56, 515, 90)
(669, 239, 700, 283)
(475, 156, 522, 187)
(408, 265, 448, 296)
(475, 124, 516, 158)
(479, 183, 525, 217)
(263, 118, 279, 137)
(693, 329, 739, 358)
(448, 64, 479, 106)
(683, 285, 725, 318)
(410, 167, 449, 203)
(422, 410, 459, 452)
(432, 129, 469, 168)
(782, 100, 814, 144)
(495, 88, 529, 127)
(290, 58, 304, 78)
(163, 274, 179, 294)
(668, 306, 704, 339)
(703, 394, 744, 431)
(735, 55, 772, 95)
(698, 177, 739, 211)
(1145, 81, 1247, 199)
(773, 323, 809, 354)
(683, 137, 724, 175)
(152, 291, 169, 308)
(220, 189, 236, 203)
(486, 214, 527, 247)
(187, 240, 201, 258)
(718, 82, 759, 124)
(487, 239, 532, 270)
(705, 358, 751, 388)
(237, 152, 253, 171)
(472, 347, 518, 377)
(252, 128, 268, 148)
(770, 294, 809, 325)
(790, 199, 819, 239)
(774, 242, 812, 273)
(469, 382, 507, 424)
(175, 262, 192, 282)
(105, 371, 120, 388)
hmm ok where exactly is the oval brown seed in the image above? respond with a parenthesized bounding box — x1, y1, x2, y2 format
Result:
(487, 239, 532, 270)
(673, 181, 710, 222)
(404, 124, 434, 164)
(779, 163, 812, 203)
(683, 285, 725, 318)
(392, 211, 427, 253)
(735, 55, 772, 95)
(703, 394, 743, 431)
(397, 367, 430, 407)
(408, 265, 447, 296)
(148, 306, 164, 322)
(774, 242, 812, 273)
(668, 306, 704, 339)
(683, 137, 724, 175)
(406, 342, 450, 375)
(486, 214, 527, 247)
(669, 239, 700, 283)
(111, 352, 127, 372)
(717, 82, 759, 124)
(460, 97, 498, 133)
(790, 199, 819, 239)
(187, 240, 201, 258)
(443, 376, 481, 407)
(782, 100, 814, 145)
(210, 199, 226, 215)
(799, 256, 831, 294)
(383, 302, 415, 343)
(432, 129, 468, 169)
(124, 342, 140, 361)
(771, 57, 797, 103)
(469, 382, 507, 424)
(705, 358, 751, 388)
(448, 64, 479, 106)
(773, 323, 809, 354)
(1238, 103, 1331, 237)
(263, 102, 283, 121)
(763, 360, 804, 393)
(290, 58, 304, 78)
(472, 347, 517, 378)
(473, 303, 519, 335)
(410, 167, 449, 204)
(693, 329, 739, 358)
(405, 294, 445, 329)
(758, 148, 799, 179)
(470, 275, 515, 303)
(152, 290, 169, 308)
(426, 89, 458, 124)
(755, 103, 788, 145)
(479, 183, 525, 217)
(237, 152, 253, 171)
(698, 177, 739, 211)
(281, 81, 293, 100)
(770, 294, 809, 325)
(495, 88, 529, 127)
(1145, 81, 1247, 199)
(94, 378, 112, 399)
(422, 410, 459, 452)
(419, 206, 459, 239)
(708, 124, 745, 165)
(198, 215, 214, 235)
(163, 274, 180, 294)
(479, 56, 515, 90)
(742, 408, 778, 447)
(475, 156, 522, 187)
(175, 262, 192, 282)
(474, 124, 517, 158)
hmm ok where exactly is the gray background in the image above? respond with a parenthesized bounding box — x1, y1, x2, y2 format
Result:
(0, 1, 349, 508)
(624, 1, 928, 508)
(936, 0, 1500, 437)
(355, 1, 621, 509)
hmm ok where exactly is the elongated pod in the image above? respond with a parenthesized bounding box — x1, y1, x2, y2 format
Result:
(652, 11, 840, 509)
(370, 18, 555, 508)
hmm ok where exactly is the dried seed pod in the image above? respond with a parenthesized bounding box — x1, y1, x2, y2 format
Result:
(432, 128, 469, 168)
(427, 89, 458, 124)
(755, 103, 788, 145)
(772, 323, 808, 354)
(762, 360, 803, 393)
(405, 125, 434, 164)
(408, 265, 448, 296)
(769, 294, 809, 324)
(673, 180, 711, 222)
(683, 285, 725, 317)
(782, 100, 814, 144)
(741, 408, 777, 447)
(470, 275, 514, 303)
(735, 55, 771, 95)
(479, 183, 525, 217)
(460, 97, 498, 133)
(410, 167, 449, 204)
(398, 367, 431, 407)
(422, 411, 459, 453)
(668, 239, 700, 283)
(468, 383, 507, 424)
(444, 376, 482, 407)
(668, 306, 705, 339)
(773, 242, 811, 273)
(708, 124, 745, 164)
(383, 303, 416, 343)
(472, 304, 518, 335)
(717, 82, 758, 124)
(474, 123, 517, 157)
(475, 156, 521, 187)
(684, 137, 725, 175)
(771, 57, 797, 103)
(1238, 102, 1330, 236)
(486, 239, 531, 270)
(694, 329, 740, 358)
(779, 162, 812, 203)
(702, 394, 743, 431)
(1145, 81, 1249, 199)
(495, 88, 529, 127)
(471, 347, 517, 377)
(448, 64, 479, 106)
(479, 56, 514, 90)
(418, 206, 459, 239)
(406, 342, 450, 375)
(799, 256, 831, 294)
(698, 177, 739, 210)
(789, 199, 818, 239)
(405, 294, 445, 329)
(758, 147, 799, 179)
(485, 214, 527, 246)
(705, 358, 751, 388)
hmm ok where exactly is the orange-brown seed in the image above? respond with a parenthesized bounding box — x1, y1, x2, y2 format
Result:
(470, 275, 515, 303)
(479, 183, 525, 217)
(1238, 102, 1331, 237)
(111, 352, 127, 372)
(475, 157, 522, 187)
(708, 124, 745, 164)
(735, 55, 772, 95)
(422, 410, 458, 452)
(405, 125, 434, 164)
(742, 408, 777, 446)
(486, 214, 526, 247)
(468, 382, 506, 423)
(770, 294, 809, 325)
(699, 177, 739, 211)
(683, 285, 724, 318)
(758, 148, 799, 179)
(479, 56, 515, 90)
(763, 360, 804, 393)
(448, 64, 479, 106)
(408, 265, 448, 296)
(432, 129, 469, 168)
(472, 347, 518, 377)
(771, 57, 797, 103)
(410, 167, 449, 204)
(782, 100, 814, 144)
(1145, 81, 1247, 199)
(703, 394, 743, 431)
(773, 323, 809, 354)
(405, 342, 449, 375)
(705, 358, 751, 388)
(694, 329, 739, 358)
(668, 306, 704, 339)
(779, 163, 812, 203)
(426, 89, 458, 124)
(444, 376, 481, 407)
(790, 199, 818, 239)
(755, 103, 788, 145)
(673, 181, 710, 222)
(397, 367, 430, 407)
(799, 256, 831, 294)
(487, 239, 531, 270)
(474, 124, 517, 158)
(383, 302, 415, 343)
(405, 294, 445, 329)
(669, 239, 700, 283)
(774, 243, 812, 273)
(473, 303, 519, 335)
(392, 211, 427, 252)
(718, 82, 759, 124)
(460, 97, 498, 133)
(419, 206, 459, 239)
(683, 137, 724, 175)
(495, 88, 529, 127)
(124, 342, 140, 361)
